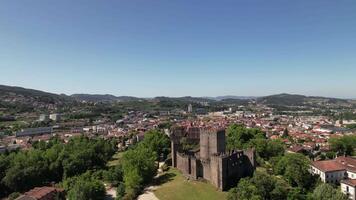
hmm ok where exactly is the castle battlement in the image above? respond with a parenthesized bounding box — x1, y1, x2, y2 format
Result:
(171, 126, 256, 191)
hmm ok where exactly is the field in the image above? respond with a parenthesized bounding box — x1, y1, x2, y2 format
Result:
(154, 168, 227, 200)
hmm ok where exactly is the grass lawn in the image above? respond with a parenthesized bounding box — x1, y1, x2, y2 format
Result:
(107, 151, 124, 166)
(154, 168, 227, 200)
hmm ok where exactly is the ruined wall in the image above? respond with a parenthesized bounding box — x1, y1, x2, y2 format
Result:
(171, 141, 178, 167)
(172, 126, 256, 191)
(243, 148, 256, 175)
(210, 155, 224, 190)
(176, 152, 199, 179)
(176, 153, 190, 175)
(202, 160, 211, 181)
(200, 131, 209, 160)
(209, 129, 226, 155)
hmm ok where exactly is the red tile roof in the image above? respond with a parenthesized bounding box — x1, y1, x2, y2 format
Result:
(341, 179, 356, 187)
(335, 156, 356, 173)
(312, 160, 346, 172)
(24, 186, 62, 200)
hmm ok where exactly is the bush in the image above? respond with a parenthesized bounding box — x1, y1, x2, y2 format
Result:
(161, 164, 169, 172)
(8, 192, 21, 200)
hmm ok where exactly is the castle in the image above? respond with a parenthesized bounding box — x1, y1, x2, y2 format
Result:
(170, 126, 256, 191)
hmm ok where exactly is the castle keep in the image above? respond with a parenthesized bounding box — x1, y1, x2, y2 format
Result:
(171, 126, 256, 191)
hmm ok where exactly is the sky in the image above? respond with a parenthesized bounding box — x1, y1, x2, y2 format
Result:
(0, 0, 356, 98)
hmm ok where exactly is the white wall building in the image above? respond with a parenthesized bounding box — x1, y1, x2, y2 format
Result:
(311, 157, 356, 199)
(341, 179, 356, 200)
(49, 113, 61, 121)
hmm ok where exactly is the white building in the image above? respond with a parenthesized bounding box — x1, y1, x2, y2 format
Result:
(341, 179, 356, 200)
(188, 104, 193, 113)
(311, 157, 356, 199)
(38, 114, 49, 122)
(49, 113, 61, 122)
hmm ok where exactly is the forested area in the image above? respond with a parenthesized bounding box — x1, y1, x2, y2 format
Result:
(0, 136, 117, 199)
(225, 124, 349, 200)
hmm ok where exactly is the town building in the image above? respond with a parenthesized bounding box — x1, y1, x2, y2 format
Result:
(38, 114, 49, 122)
(49, 113, 61, 122)
(311, 156, 356, 199)
(171, 126, 256, 191)
(188, 104, 193, 113)
(16, 127, 53, 137)
(341, 179, 356, 200)
(15, 186, 64, 200)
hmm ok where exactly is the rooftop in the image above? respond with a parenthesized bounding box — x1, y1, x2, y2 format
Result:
(341, 179, 356, 187)
(312, 160, 345, 172)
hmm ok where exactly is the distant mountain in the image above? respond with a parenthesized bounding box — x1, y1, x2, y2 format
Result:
(0, 85, 72, 103)
(71, 94, 141, 102)
(257, 93, 349, 106)
(0, 85, 73, 112)
(207, 96, 257, 101)
(1, 84, 353, 110)
(154, 96, 215, 103)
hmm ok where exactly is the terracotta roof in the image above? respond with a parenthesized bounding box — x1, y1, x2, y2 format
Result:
(15, 195, 36, 200)
(335, 156, 356, 173)
(341, 179, 356, 187)
(288, 145, 305, 153)
(24, 186, 61, 200)
(312, 160, 346, 172)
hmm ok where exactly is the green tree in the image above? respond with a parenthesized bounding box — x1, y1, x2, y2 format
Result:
(311, 183, 348, 200)
(228, 171, 289, 200)
(227, 178, 262, 200)
(116, 182, 125, 200)
(141, 129, 170, 160)
(121, 144, 156, 198)
(273, 153, 316, 189)
(226, 124, 265, 150)
(65, 174, 106, 200)
(103, 165, 123, 187)
(329, 135, 356, 156)
(250, 138, 285, 160)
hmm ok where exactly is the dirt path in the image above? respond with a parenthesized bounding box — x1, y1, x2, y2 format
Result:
(105, 185, 117, 200)
(137, 185, 160, 200)
(137, 162, 165, 200)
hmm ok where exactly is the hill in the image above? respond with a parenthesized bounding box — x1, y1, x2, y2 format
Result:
(0, 85, 73, 113)
(71, 94, 141, 102)
(257, 93, 350, 107)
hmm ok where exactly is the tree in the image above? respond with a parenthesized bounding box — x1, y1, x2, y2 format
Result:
(273, 153, 316, 189)
(226, 124, 265, 150)
(287, 187, 306, 200)
(121, 144, 156, 198)
(103, 165, 123, 187)
(250, 138, 285, 160)
(311, 183, 348, 200)
(227, 178, 262, 200)
(116, 182, 125, 200)
(141, 129, 170, 160)
(0, 135, 116, 197)
(329, 135, 356, 156)
(227, 171, 289, 200)
(180, 137, 198, 151)
(2, 150, 50, 192)
(65, 174, 106, 200)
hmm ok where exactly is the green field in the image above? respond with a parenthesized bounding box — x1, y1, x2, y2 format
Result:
(154, 168, 227, 200)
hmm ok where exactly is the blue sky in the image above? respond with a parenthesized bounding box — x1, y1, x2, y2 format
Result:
(1, 0, 356, 98)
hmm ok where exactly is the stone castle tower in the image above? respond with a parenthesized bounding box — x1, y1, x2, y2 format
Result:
(171, 127, 256, 190)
